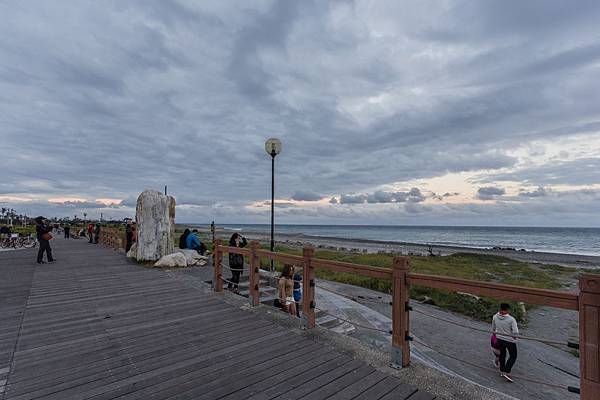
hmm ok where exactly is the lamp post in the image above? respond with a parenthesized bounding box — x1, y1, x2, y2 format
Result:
(265, 138, 282, 271)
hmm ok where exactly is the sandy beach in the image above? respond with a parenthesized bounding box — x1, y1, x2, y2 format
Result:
(203, 227, 600, 269)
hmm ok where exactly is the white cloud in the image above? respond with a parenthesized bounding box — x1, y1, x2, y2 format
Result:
(2, 1, 600, 225)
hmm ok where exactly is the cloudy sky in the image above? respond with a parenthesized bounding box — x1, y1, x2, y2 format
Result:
(1, 1, 600, 226)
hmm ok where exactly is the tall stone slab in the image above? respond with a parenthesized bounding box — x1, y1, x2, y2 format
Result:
(135, 190, 176, 261)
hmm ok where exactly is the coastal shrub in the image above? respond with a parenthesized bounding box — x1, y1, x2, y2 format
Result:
(411, 287, 527, 323)
(266, 245, 563, 323)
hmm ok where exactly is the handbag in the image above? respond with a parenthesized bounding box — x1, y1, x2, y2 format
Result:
(41, 233, 53, 241)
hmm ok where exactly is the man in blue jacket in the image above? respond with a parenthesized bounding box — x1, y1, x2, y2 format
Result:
(186, 229, 206, 255)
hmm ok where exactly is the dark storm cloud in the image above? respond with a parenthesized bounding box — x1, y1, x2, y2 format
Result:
(340, 188, 425, 204)
(291, 190, 323, 202)
(2, 0, 600, 224)
(339, 194, 368, 204)
(519, 186, 550, 198)
(477, 186, 505, 201)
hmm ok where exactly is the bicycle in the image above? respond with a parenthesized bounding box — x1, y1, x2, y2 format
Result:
(19, 234, 37, 248)
(0, 234, 37, 249)
(1, 234, 19, 248)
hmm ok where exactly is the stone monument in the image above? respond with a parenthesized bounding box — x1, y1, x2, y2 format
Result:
(134, 189, 176, 262)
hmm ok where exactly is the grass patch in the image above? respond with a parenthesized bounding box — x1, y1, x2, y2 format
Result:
(248, 244, 575, 323)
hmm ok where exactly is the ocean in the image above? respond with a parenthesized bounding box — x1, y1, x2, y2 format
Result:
(214, 224, 600, 257)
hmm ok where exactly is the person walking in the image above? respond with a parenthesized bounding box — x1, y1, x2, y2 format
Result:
(35, 216, 54, 264)
(492, 303, 519, 382)
(179, 228, 190, 249)
(227, 233, 247, 292)
(64, 224, 70, 239)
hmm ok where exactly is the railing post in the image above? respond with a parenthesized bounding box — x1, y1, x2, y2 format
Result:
(579, 274, 600, 400)
(248, 241, 260, 306)
(214, 239, 223, 292)
(391, 256, 411, 368)
(302, 246, 315, 329)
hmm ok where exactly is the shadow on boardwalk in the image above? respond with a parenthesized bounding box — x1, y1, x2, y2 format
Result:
(0, 238, 433, 400)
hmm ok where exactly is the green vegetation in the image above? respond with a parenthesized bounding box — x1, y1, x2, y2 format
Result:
(251, 244, 581, 323)
(11, 226, 36, 235)
(174, 232, 585, 323)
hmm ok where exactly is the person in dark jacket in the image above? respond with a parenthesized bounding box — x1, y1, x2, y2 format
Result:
(227, 232, 247, 292)
(125, 222, 134, 252)
(93, 223, 100, 244)
(179, 228, 190, 249)
(64, 224, 70, 238)
(35, 216, 54, 264)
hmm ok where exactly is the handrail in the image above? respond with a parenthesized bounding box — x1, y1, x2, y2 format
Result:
(407, 273, 579, 310)
(212, 241, 600, 398)
(255, 249, 303, 264)
(219, 245, 251, 256)
(312, 258, 393, 280)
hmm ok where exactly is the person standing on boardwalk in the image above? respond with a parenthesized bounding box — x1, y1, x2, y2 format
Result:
(93, 223, 100, 244)
(227, 232, 247, 292)
(35, 216, 54, 264)
(87, 223, 94, 243)
(125, 222, 134, 252)
(492, 303, 519, 382)
(64, 224, 70, 238)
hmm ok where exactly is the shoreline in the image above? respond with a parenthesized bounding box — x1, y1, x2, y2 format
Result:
(195, 226, 600, 269)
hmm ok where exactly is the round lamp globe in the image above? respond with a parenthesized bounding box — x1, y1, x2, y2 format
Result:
(265, 138, 282, 156)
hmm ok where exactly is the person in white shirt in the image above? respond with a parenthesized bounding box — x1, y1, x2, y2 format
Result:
(492, 303, 519, 382)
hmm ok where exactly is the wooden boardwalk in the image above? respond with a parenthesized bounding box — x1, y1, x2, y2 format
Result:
(0, 237, 434, 400)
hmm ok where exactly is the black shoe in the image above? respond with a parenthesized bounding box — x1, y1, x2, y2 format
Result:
(37, 261, 46, 264)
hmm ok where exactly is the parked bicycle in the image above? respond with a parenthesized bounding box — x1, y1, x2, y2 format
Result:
(0, 233, 37, 249)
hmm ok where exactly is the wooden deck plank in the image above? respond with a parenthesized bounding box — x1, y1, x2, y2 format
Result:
(352, 376, 403, 400)
(296, 363, 376, 400)
(326, 370, 388, 400)
(378, 383, 419, 400)
(1, 238, 432, 400)
(7, 318, 270, 392)
(270, 359, 367, 400)
(405, 391, 437, 400)
(113, 342, 324, 400)
(218, 348, 342, 400)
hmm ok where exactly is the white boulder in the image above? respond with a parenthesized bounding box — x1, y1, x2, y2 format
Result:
(175, 249, 209, 266)
(135, 190, 176, 262)
(154, 253, 188, 268)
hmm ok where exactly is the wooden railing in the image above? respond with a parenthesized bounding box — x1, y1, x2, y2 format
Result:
(214, 240, 600, 398)
(98, 227, 125, 250)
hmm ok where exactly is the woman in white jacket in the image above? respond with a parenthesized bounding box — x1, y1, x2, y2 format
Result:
(492, 303, 519, 382)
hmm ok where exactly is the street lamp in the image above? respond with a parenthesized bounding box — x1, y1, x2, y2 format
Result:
(265, 138, 282, 271)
